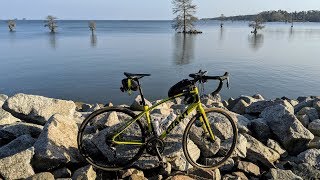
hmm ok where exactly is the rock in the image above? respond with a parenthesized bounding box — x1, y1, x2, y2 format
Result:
(222, 100, 229, 107)
(71, 165, 96, 180)
(2, 93, 76, 125)
(152, 108, 172, 116)
(297, 96, 312, 103)
(294, 99, 314, 113)
(229, 112, 251, 134)
(0, 108, 21, 126)
(0, 122, 43, 141)
(52, 167, 72, 178)
(265, 168, 303, 180)
(130, 95, 152, 111)
(81, 104, 92, 112)
(0, 147, 35, 180)
(249, 118, 272, 143)
(313, 99, 320, 112)
(243, 133, 280, 168)
(252, 94, 264, 100)
(267, 139, 288, 158)
(262, 104, 314, 154)
(308, 136, 320, 149)
(33, 114, 82, 171)
(202, 98, 215, 107)
(237, 161, 260, 176)
(232, 172, 248, 180)
(129, 174, 147, 180)
(246, 99, 293, 115)
(297, 149, 320, 169)
(119, 168, 144, 179)
(292, 163, 320, 180)
(296, 114, 310, 127)
(308, 119, 320, 136)
(188, 168, 221, 180)
(188, 125, 221, 157)
(93, 111, 120, 129)
(297, 107, 319, 122)
(219, 158, 235, 171)
(232, 133, 247, 158)
(0, 134, 35, 158)
(0, 94, 8, 107)
(231, 100, 249, 115)
(222, 174, 241, 180)
(26, 172, 55, 180)
(167, 175, 194, 180)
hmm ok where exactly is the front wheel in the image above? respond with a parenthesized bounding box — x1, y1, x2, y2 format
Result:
(183, 108, 238, 170)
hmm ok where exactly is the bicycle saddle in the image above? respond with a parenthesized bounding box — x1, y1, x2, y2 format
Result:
(124, 72, 151, 79)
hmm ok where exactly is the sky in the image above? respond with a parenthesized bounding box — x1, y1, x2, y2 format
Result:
(1, 0, 320, 20)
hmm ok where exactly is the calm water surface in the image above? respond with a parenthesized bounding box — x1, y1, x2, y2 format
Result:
(0, 20, 319, 104)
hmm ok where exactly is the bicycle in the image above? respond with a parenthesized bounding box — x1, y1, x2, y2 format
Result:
(77, 70, 238, 171)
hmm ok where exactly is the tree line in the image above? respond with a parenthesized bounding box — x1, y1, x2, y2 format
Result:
(208, 10, 320, 22)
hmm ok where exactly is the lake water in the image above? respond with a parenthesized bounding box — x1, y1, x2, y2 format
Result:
(0, 20, 319, 104)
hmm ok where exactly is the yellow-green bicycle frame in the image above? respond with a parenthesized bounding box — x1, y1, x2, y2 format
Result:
(111, 86, 215, 145)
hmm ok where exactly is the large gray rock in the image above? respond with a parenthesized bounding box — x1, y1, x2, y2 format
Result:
(228, 95, 260, 110)
(249, 118, 272, 143)
(0, 108, 21, 126)
(237, 161, 260, 176)
(296, 114, 310, 127)
(297, 107, 319, 122)
(0, 147, 35, 180)
(297, 149, 320, 169)
(0, 134, 36, 158)
(52, 167, 72, 178)
(0, 94, 8, 107)
(130, 95, 152, 111)
(243, 133, 280, 168)
(266, 168, 302, 180)
(308, 136, 320, 149)
(3, 93, 76, 125)
(308, 119, 320, 136)
(71, 165, 96, 180)
(231, 99, 249, 115)
(294, 99, 315, 113)
(262, 104, 314, 154)
(292, 163, 320, 180)
(0, 122, 43, 141)
(33, 114, 82, 171)
(26, 172, 55, 180)
(267, 139, 288, 158)
(246, 99, 294, 115)
(236, 134, 248, 158)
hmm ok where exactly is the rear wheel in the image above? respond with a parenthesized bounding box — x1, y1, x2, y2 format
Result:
(183, 108, 238, 170)
(77, 107, 145, 171)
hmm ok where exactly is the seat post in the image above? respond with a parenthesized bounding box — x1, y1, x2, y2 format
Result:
(136, 80, 147, 106)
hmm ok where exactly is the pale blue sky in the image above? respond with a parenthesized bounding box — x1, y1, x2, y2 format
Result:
(1, 0, 319, 20)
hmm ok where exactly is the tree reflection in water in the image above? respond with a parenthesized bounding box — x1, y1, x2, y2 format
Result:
(248, 34, 264, 51)
(90, 34, 97, 47)
(49, 32, 57, 49)
(173, 34, 195, 65)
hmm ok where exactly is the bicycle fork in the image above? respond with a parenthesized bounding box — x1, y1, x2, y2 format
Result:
(197, 104, 216, 142)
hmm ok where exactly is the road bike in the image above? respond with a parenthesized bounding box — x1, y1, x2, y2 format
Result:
(77, 70, 238, 171)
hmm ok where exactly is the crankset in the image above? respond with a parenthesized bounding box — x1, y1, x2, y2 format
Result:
(146, 137, 165, 156)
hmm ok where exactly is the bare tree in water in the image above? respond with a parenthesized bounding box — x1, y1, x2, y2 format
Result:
(249, 16, 265, 35)
(7, 20, 16, 31)
(220, 14, 225, 28)
(89, 21, 96, 35)
(172, 0, 200, 34)
(44, 15, 58, 33)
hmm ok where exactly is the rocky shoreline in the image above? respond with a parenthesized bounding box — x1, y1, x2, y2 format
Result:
(0, 93, 319, 180)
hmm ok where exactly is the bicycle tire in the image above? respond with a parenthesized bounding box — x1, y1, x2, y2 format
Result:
(77, 107, 146, 171)
(183, 108, 238, 170)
